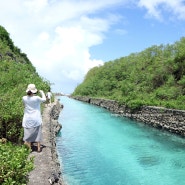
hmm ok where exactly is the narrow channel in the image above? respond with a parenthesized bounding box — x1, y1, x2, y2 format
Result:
(56, 96, 185, 185)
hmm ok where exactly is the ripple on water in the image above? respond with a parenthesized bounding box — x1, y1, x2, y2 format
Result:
(137, 155, 161, 167)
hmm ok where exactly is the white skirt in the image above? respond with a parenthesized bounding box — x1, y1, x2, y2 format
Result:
(23, 125, 42, 142)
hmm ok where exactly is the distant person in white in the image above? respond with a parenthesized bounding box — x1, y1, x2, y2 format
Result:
(46, 90, 52, 106)
(22, 84, 46, 152)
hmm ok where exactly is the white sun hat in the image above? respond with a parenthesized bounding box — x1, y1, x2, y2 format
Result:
(26, 84, 38, 93)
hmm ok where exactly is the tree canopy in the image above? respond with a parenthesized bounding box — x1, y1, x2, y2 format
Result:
(73, 37, 185, 110)
(0, 25, 50, 142)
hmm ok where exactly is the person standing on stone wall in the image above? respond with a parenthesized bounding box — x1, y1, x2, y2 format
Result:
(46, 90, 52, 106)
(22, 84, 46, 152)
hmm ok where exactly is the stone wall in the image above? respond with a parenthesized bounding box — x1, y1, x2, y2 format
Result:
(72, 96, 185, 137)
(48, 100, 64, 184)
(50, 100, 63, 135)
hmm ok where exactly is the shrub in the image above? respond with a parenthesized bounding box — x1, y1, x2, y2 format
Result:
(0, 142, 34, 184)
(0, 25, 50, 184)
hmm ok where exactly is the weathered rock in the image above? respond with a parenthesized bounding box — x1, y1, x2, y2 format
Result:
(72, 96, 185, 137)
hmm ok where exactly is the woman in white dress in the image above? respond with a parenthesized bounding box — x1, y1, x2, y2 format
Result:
(22, 84, 46, 152)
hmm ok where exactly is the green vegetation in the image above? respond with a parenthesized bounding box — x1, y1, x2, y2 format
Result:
(0, 25, 50, 184)
(0, 141, 34, 185)
(73, 37, 185, 110)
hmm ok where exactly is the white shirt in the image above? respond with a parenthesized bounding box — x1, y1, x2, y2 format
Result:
(22, 91, 46, 128)
(47, 92, 52, 99)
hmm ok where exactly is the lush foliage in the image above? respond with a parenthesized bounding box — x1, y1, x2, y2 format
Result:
(0, 25, 50, 143)
(0, 141, 33, 185)
(73, 37, 185, 110)
(0, 25, 50, 184)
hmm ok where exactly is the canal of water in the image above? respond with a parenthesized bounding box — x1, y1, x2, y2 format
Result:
(56, 96, 185, 185)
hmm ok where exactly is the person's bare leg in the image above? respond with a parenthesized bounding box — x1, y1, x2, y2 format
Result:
(37, 142, 41, 152)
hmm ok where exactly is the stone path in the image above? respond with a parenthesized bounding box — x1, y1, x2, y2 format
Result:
(27, 103, 65, 185)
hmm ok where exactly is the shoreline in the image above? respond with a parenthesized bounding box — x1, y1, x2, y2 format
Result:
(28, 100, 65, 185)
(71, 96, 185, 137)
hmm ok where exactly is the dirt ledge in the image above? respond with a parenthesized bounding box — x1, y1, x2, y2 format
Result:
(27, 100, 65, 185)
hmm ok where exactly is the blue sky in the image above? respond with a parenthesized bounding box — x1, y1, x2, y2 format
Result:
(0, 0, 185, 94)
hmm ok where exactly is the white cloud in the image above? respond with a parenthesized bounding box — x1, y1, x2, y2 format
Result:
(138, 0, 185, 20)
(32, 19, 106, 83)
(38, 32, 50, 41)
(23, 0, 48, 13)
(0, 0, 184, 93)
(0, 0, 124, 93)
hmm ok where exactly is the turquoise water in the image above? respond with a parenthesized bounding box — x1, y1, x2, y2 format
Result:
(56, 96, 185, 185)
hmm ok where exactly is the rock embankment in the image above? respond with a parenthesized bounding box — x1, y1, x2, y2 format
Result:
(72, 96, 185, 137)
(28, 100, 65, 185)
